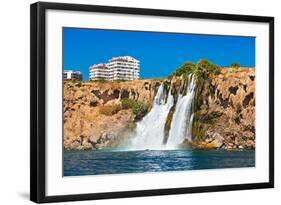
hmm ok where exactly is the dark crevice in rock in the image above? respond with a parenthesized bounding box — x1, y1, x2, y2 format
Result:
(234, 116, 240, 124)
(113, 89, 120, 98)
(243, 92, 254, 108)
(249, 76, 255, 81)
(91, 89, 100, 97)
(243, 84, 247, 92)
(120, 90, 129, 99)
(89, 101, 98, 107)
(91, 89, 120, 103)
(218, 92, 229, 108)
(144, 82, 150, 90)
(244, 125, 255, 134)
(131, 91, 136, 99)
(64, 107, 70, 113)
(228, 86, 239, 95)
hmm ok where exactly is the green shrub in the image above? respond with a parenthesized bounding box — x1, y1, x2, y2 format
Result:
(197, 59, 220, 75)
(132, 101, 148, 120)
(121, 98, 135, 109)
(121, 99, 148, 120)
(174, 62, 197, 77)
(230, 63, 240, 68)
(172, 59, 220, 79)
(99, 104, 121, 116)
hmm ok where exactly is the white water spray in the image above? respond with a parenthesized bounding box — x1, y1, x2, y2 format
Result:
(166, 75, 196, 148)
(131, 84, 174, 150)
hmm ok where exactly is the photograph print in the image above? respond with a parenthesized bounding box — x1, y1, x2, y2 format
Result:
(63, 27, 256, 176)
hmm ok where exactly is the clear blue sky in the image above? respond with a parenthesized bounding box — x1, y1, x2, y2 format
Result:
(63, 27, 255, 80)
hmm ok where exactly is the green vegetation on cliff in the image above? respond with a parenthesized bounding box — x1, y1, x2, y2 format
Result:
(121, 98, 149, 120)
(170, 59, 221, 114)
(63, 59, 255, 150)
(171, 59, 220, 79)
(230, 63, 240, 68)
(168, 59, 222, 144)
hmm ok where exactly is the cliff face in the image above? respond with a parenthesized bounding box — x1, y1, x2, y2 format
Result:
(191, 68, 255, 149)
(63, 68, 255, 150)
(64, 79, 161, 150)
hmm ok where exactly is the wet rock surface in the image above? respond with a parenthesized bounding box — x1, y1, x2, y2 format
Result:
(191, 68, 255, 150)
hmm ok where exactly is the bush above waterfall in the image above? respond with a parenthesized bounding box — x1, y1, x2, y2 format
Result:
(230, 63, 240, 68)
(174, 62, 197, 77)
(170, 59, 221, 114)
(172, 59, 220, 79)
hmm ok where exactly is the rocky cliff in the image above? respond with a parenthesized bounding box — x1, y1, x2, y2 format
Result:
(190, 68, 255, 149)
(64, 79, 161, 150)
(64, 68, 255, 150)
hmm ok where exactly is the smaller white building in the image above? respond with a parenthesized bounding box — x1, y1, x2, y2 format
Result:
(64, 70, 83, 80)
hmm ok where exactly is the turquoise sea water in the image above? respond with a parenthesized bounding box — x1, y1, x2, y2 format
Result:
(63, 149, 255, 176)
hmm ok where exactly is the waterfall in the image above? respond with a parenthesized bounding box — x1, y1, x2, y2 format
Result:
(131, 84, 174, 150)
(130, 75, 196, 150)
(166, 75, 196, 148)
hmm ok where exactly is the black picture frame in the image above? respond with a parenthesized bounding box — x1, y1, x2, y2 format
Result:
(30, 1, 274, 203)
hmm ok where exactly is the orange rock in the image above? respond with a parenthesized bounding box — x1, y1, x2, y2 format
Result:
(205, 143, 215, 149)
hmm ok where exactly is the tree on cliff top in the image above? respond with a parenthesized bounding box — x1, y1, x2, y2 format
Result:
(174, 62, 197, 77)
(198, 59, 220, 75)
(172, 59, 220, 79)
(230, 63, 240, 68)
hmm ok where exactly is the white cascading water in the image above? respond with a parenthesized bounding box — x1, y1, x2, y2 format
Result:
(166, 75, 196, 148)
(131, 84, 174, 150)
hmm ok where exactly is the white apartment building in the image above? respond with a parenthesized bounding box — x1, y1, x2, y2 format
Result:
(64, 70, 83, 80)
(107, 56, 140, 80)
(89, 56, 140, 81)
